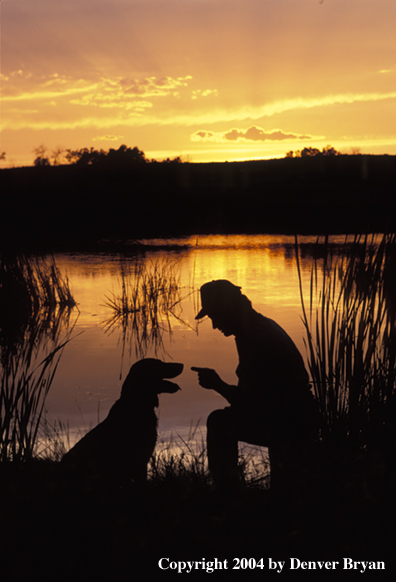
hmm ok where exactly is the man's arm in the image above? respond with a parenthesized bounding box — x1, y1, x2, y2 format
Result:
(191, 367, 238, 404)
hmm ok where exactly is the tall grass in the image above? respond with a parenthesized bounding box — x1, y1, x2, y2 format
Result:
(295, 233, 395, 457)
(0, 254, 77, 461)
(149, 425, 209, 487)
(103, 257, 193, 359)
(149, 424, 270, 489)
(0, 338, 74, 462)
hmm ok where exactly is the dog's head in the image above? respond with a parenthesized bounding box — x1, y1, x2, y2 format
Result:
(121, 358, 183, 402)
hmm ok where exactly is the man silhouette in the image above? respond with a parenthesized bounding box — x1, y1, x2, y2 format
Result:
(192, 280, 318, 490)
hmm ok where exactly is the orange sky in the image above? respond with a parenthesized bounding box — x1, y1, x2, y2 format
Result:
(1, 0, 395, 167)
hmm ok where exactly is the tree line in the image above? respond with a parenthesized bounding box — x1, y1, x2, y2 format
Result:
(30, 143, 363, 168)
(285, 145, 343, 158)
(32, 144, 182, 167)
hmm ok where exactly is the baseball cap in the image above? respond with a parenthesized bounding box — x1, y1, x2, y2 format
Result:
(195, 280, 242, 319)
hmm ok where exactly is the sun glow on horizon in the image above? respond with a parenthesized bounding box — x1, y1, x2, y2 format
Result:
(1, 0, 396, 167)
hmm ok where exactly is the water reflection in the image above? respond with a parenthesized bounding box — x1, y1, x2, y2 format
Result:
(47, 235, 325, 444)
(2, 234, 392, 493)
(102, 257, 196, 360)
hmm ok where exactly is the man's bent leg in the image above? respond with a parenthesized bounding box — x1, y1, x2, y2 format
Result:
(207, 408, 239, 487)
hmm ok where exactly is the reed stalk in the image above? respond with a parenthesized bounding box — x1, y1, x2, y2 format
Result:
(0, 253, 77, 461)
(295, 233, 395, 456)
(149, 425, 209, 486)
(103, 257, 186, 358)
(149, 423, 270, 488)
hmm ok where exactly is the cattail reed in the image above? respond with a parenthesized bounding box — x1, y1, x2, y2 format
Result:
(0, 253, 76, 461)
(295, 233, 395, 457)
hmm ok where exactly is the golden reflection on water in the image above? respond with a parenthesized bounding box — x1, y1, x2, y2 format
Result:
(47, 235, 325, 444)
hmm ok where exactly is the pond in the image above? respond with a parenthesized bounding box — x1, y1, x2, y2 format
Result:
(42, 233, 346, 449)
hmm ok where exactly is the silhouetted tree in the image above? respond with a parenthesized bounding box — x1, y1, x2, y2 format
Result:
(63, 144, 146, 167)
(150, 156, 183, 164)
(105, 145, 147, 167)
(31, 143, 181, 168)
(300, 147, 321, 157)
(285, 144, 341, 158)
(321, 144, 339, 156)
(51, 146, 67, 166)
(33, 156, 50, 166)
(33, 144, 51, 166)
(64, 147, 106, 166)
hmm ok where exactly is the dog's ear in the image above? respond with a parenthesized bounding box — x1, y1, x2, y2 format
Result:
(120, 369, 136, 398)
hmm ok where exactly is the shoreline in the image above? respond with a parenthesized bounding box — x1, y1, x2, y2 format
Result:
(1, 155, 395, 252)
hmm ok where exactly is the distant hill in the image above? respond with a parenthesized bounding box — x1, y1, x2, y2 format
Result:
(1, 155, 395, 250)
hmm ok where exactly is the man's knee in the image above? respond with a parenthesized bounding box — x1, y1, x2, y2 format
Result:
(207, 408, 232, 432)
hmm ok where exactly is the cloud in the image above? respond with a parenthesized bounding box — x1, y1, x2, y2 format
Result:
(192, 89, 218, 100)
(2, 77, 98, 103)
(1, 70, 193, 103)
(116, 75, 193, 98)
(3, 67, 396, 135)
(225, 126, 310, 141)
(192, 126, 311, 143)
(69, 75, 193, 109)
(193, 131, 215, 140)
(1, 70, 196, 129)
(70, 95, 153, 112)
(92, 135, 124, 142)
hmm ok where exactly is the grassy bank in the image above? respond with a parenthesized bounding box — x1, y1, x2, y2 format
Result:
(0, 440, 394, 580)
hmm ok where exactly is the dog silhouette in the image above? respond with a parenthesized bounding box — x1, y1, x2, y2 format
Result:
(61, 358, 183, 484)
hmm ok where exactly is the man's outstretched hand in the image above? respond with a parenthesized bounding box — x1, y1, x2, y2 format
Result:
(191, 367, 225, 391)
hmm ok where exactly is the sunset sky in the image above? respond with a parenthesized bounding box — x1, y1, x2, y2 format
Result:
(1, 0, 395, 167)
